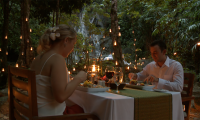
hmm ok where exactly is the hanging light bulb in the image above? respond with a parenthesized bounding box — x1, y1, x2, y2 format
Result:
(109, 29, 111, 33)
(118, 32, 121, 36)
(197, 42, 200, 46)
(20, 35, 22, 39)
(73, 67, 75, 71)
(68, 71, 70, 75)
(127, 66, 129, 70)
(114, 40, 117, 46)
(118, 26, 120, 30)
(26, 18, 28, 21)
(30, 47, 33, 51)
(30, 29, 32, 32)
(2, 68, 4, 72)
(174, 52, 177, 55)
(115, 61, 118, 65)
(5, 36, 7, 39)
(16, 64, 18, 67)
(6, 51, 8, 55)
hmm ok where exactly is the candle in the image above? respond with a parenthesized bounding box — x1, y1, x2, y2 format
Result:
(115, 61, 118, 65)
(2, 68, 4, 72)
(30, 47, 33, 51)
(118, 32, 121, 36)
(20, 36, 22, 39)
(114, 41, 117, 46)
(30, 29, 32, 32)
(73, 67, 75, 71)
(16, 64, 18, 67)
(109, 29, 111, 33)
(6, 51, 8, 55)
(118, 26, 120, 30)
(5, 36, 7, 39)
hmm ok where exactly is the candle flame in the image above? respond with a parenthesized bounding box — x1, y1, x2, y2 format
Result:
(16, 64, 18, 67)
(114, 41, 117, 46)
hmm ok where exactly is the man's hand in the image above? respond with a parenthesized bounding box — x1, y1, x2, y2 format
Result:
(144, 75, 159, 83)
(128, 73, 137, 80)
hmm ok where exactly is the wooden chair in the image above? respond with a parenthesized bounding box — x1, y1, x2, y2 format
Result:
(182, 73, 195, 120)
(8, 66, 99, 120)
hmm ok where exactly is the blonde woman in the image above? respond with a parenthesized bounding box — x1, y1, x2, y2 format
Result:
(30, 24, 86, 117)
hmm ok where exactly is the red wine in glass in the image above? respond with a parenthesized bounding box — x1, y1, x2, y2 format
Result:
(106, 72, 114, 79)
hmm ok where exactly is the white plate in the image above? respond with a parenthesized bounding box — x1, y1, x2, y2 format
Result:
(126, 83, 155, 90)
(76, 86, 110, 93)
(153, 89, 168, 92)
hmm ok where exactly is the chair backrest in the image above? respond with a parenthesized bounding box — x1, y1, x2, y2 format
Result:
(182, 73, 195, 97)
(8, 66, 38, 120)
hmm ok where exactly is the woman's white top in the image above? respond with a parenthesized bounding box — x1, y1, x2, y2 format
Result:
(36, 53, 70, 116)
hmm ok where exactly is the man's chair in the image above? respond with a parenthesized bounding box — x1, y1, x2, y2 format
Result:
(8, 66, 99, 120)
(182, 73, 195, 120)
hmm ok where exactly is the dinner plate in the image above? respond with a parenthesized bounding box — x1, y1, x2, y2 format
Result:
(76, 86, 110, 93)
(125, 83, 155, 90)
(153, 89, 168, 92)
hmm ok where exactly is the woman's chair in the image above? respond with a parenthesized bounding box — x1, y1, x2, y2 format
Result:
(8, 66, 99, 120)
(182, 73, 195, 120)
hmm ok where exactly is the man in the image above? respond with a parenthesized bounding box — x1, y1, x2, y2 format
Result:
(129, 40, 184, 92)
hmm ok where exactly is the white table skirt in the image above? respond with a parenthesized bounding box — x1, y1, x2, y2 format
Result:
(69, 90, 184, 120)
(69, 90, 134, 120)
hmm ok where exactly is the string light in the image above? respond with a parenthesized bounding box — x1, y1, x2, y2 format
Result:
(26, 18, 28, 21)
(84, 65, 86, 69)
(30, 47, 33, 51)
(197, 42, 200, 46)
(0, 48, 1, 51)
(103, 36, 105, 38)
(114, 40, 117, 46)
(127, 66, 129, 70)
(6, 51, 8, 55)
(109, 29, 111, 33)
(2, 68, 4, 72)
(68, 71, 70, 75)
(174, 52, 177, 55)
(134, 39, 136, 41)
(22, 52, 24, 55)
(16, 64, 18, 67)
(73, 67, 75, 71)
(132, 31, 134, 33)
(27, 39, 29, 43)
(115, 61, 118, 65)
(118, 32, 121, 36)
(118, 26, 120, 30)
(30, 29, 32, 32)
(20, 36, 22, 39)
(5, 36, 7, 39)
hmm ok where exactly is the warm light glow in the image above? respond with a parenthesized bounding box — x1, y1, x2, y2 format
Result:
(2, 68, 4, 72)
(136, 54, 137, 57)
(127, 66, 129, 70)
(87, 51, 88, 53)
(5, 36, 7, 39)
(134, 44, 135, 46)
(107, 58, 109, 60)
(68, 71, 70, 75)
(118, 32, 121, 36)
(134, 39, 136, 41)
(16, 64, 18, 67)
(27, 39, 29, 43)
(6, 51, 8, 55)
(30, 29, 32, 32)
(183, 105, 185, 111)
(20, 36, 22, 39)
(92, 65, 96, 72)
(84, 65, 86, 69)
(109, 29, 111, 33)
(114, 41, 117, 46)
(90, 36, 91, 38)
(174, 52, 177, 55)
(73, 67, 75, 71)
(103, 36, 105, 38)
(118, 26, 120, 30)
(76, 63, 77, 64)
(135, 60, 136, 62)
(0, 48, 1, 51)
(22, 52, 24, 55)
(115, 61, 118, 65)
(30, 47, 33, 51)
(103, 47, 105, 50)
(139, 58, 141, 60)
(26, 18, 28, 21)
(112, 52, 114, 55)
(197, 42, 200, 46)
(0, 59, 2, 62)
(97, 66, 100, 72)
(122, 54, 124, 58)
(130, 62, 131, 65)
(132, 31, 134, 33)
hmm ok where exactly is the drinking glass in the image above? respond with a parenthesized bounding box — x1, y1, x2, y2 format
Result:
(105, 66, 114, 91)
(114, 67, 123, 93)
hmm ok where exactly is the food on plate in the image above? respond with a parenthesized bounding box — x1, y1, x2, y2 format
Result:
(140, 83, 145, 86)
(83, 80, 93, 88)
(129, 79, 137, 85)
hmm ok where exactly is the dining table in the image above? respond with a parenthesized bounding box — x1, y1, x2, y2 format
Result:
(68, 86, 184, 120)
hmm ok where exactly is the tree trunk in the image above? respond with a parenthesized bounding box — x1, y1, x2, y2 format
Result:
(56, 0, 59, 25)
(0, 0, 10, 87)
(110, 0, 125, 81)
(17, 0, 34, 68)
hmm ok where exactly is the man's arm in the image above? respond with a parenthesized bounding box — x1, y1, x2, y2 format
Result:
(157, 63, 184, 92)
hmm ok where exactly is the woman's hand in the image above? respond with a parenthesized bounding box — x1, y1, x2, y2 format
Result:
(74, 71, 87, 82)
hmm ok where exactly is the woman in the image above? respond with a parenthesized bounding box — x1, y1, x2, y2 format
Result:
(30, 24, 86, 116)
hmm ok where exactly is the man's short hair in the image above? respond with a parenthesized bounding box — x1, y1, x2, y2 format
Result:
(150, 40, 167, 52)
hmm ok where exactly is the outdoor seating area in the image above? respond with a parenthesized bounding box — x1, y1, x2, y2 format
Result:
(1, 0, 200, 120)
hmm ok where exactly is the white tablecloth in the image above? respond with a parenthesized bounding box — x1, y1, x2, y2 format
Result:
(69, 90, 184, 120)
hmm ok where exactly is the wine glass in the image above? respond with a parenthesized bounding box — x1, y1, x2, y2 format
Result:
(114, 67, 123, 93)
(105, 66, 114, 91)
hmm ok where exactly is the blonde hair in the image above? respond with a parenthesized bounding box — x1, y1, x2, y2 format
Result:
(37, 24, 77, 54)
